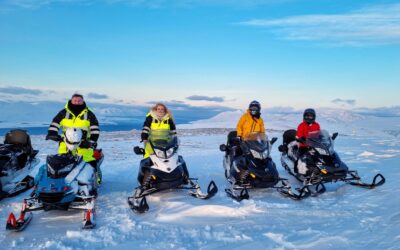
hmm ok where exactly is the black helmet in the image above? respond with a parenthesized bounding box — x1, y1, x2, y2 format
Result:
(303, 108, 316, 124)
(249, 100, 261, 117)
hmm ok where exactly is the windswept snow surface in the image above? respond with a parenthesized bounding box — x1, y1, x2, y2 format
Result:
(0, 128, 399, 250)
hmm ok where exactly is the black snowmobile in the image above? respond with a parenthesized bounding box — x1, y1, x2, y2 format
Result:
(128, 129, 218, 213)
(0, 129, 40, 200)
(219, 131, 310, 201)
(279, 129, 385, 195)
(6, 127, 104, 231)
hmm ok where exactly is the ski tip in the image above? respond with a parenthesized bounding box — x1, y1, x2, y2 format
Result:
(6, 212, 17, 229)
(127, 197, 149, 214)
(6, 212, 32, 232)
(82, 210, 96, 229)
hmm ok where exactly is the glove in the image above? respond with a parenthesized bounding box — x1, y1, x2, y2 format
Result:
(296, 137, 306, 143)
(80, 139, 92, 149)
(278, 144, 288, 153)
(46, 134, 62, 142)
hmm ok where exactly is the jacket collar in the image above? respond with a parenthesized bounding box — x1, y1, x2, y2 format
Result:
(65, 101, 88, 117)
(149, 110, 169, 121)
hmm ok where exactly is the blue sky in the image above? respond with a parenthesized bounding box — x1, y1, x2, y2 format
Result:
(0, 0, 399, 110)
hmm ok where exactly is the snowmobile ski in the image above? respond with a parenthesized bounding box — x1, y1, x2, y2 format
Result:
(82, 209, 96, 229)
(189, 180, 218, 200)
(347, 172, 385, 189)
(225, 186, 249, 202)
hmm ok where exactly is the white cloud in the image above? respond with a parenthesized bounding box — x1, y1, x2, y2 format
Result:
(240, 4, 400, 46)
(186, 95, 225, 102)
(332, 98, 356, 106)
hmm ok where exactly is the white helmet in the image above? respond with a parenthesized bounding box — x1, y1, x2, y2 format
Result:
(64, 127, 83, 151)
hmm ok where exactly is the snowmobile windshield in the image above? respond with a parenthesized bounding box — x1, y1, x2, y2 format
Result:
(242, 132, 271, 159)
(46, 154, 77, 178)
(306, 130, 334, 155)
(149, 130, 178, 159)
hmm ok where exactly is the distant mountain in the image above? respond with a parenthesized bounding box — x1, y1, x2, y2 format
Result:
(0, 100, 232, 129)
(179, 107, 400, 137)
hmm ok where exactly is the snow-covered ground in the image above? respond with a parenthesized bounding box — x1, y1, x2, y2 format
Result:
(0, 126, 398, 250)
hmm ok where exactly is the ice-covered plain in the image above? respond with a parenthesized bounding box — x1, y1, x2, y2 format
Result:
(0, 116, 399, 249)
(0, 106, 400, 250)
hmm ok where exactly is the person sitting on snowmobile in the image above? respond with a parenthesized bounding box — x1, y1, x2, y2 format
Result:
(295, 108, 320, 175)
(237, 100, 265, 138)
(228, 101, 265, 155)
(141, 103, 177, 158)
(46, 93, 101, 182)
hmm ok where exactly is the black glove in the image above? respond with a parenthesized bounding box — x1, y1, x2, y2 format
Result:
(278, 144, 288, 153)
(296, 137, 306, 143)
(46, 134, 62, 142)
(80, 140, 97, 149)
(80, 139, 92, 149)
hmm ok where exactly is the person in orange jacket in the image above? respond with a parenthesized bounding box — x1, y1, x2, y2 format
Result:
(236, 100, 265, 139)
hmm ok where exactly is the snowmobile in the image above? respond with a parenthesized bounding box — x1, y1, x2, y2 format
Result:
(0, 129, 40, 200)
(219, 131, 310, 202)
(127, 129, 218, 213)
(6, 127, 104, 231)
(278, 129, 385, 196)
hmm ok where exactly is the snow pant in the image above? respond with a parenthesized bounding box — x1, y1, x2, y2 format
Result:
(58, 141, 96, 162)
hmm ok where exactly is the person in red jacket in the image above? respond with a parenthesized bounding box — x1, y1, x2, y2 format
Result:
(296, 108, 320, 175)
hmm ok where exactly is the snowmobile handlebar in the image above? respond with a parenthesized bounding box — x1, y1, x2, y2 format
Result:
(295, 137, 306, 143)
(45, 134, 62, 142)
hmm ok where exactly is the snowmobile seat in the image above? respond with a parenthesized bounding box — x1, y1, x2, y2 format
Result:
(227, 131, 239, 146)
(226, 131, 243, 157)
(4, 129, 34, 158)
(282, 129, 297, 145)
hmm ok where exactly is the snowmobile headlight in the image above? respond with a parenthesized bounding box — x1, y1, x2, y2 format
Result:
(154, 149, 165, 159)
(315, 147, 329, 156)
(250, 149, 268, 159)
(58, 163, 75, 174)
(166, 148, 174, 158)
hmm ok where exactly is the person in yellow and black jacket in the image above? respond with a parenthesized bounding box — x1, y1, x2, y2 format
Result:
(46, 94, 100, 180)
(141, 103, 176, 158)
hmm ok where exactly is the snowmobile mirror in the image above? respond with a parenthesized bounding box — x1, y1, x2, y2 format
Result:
(219, 144, 227, 152)
(270, 137, 278, 145)
(133, 146, 145, 155)
(332, 132, 339, 140)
